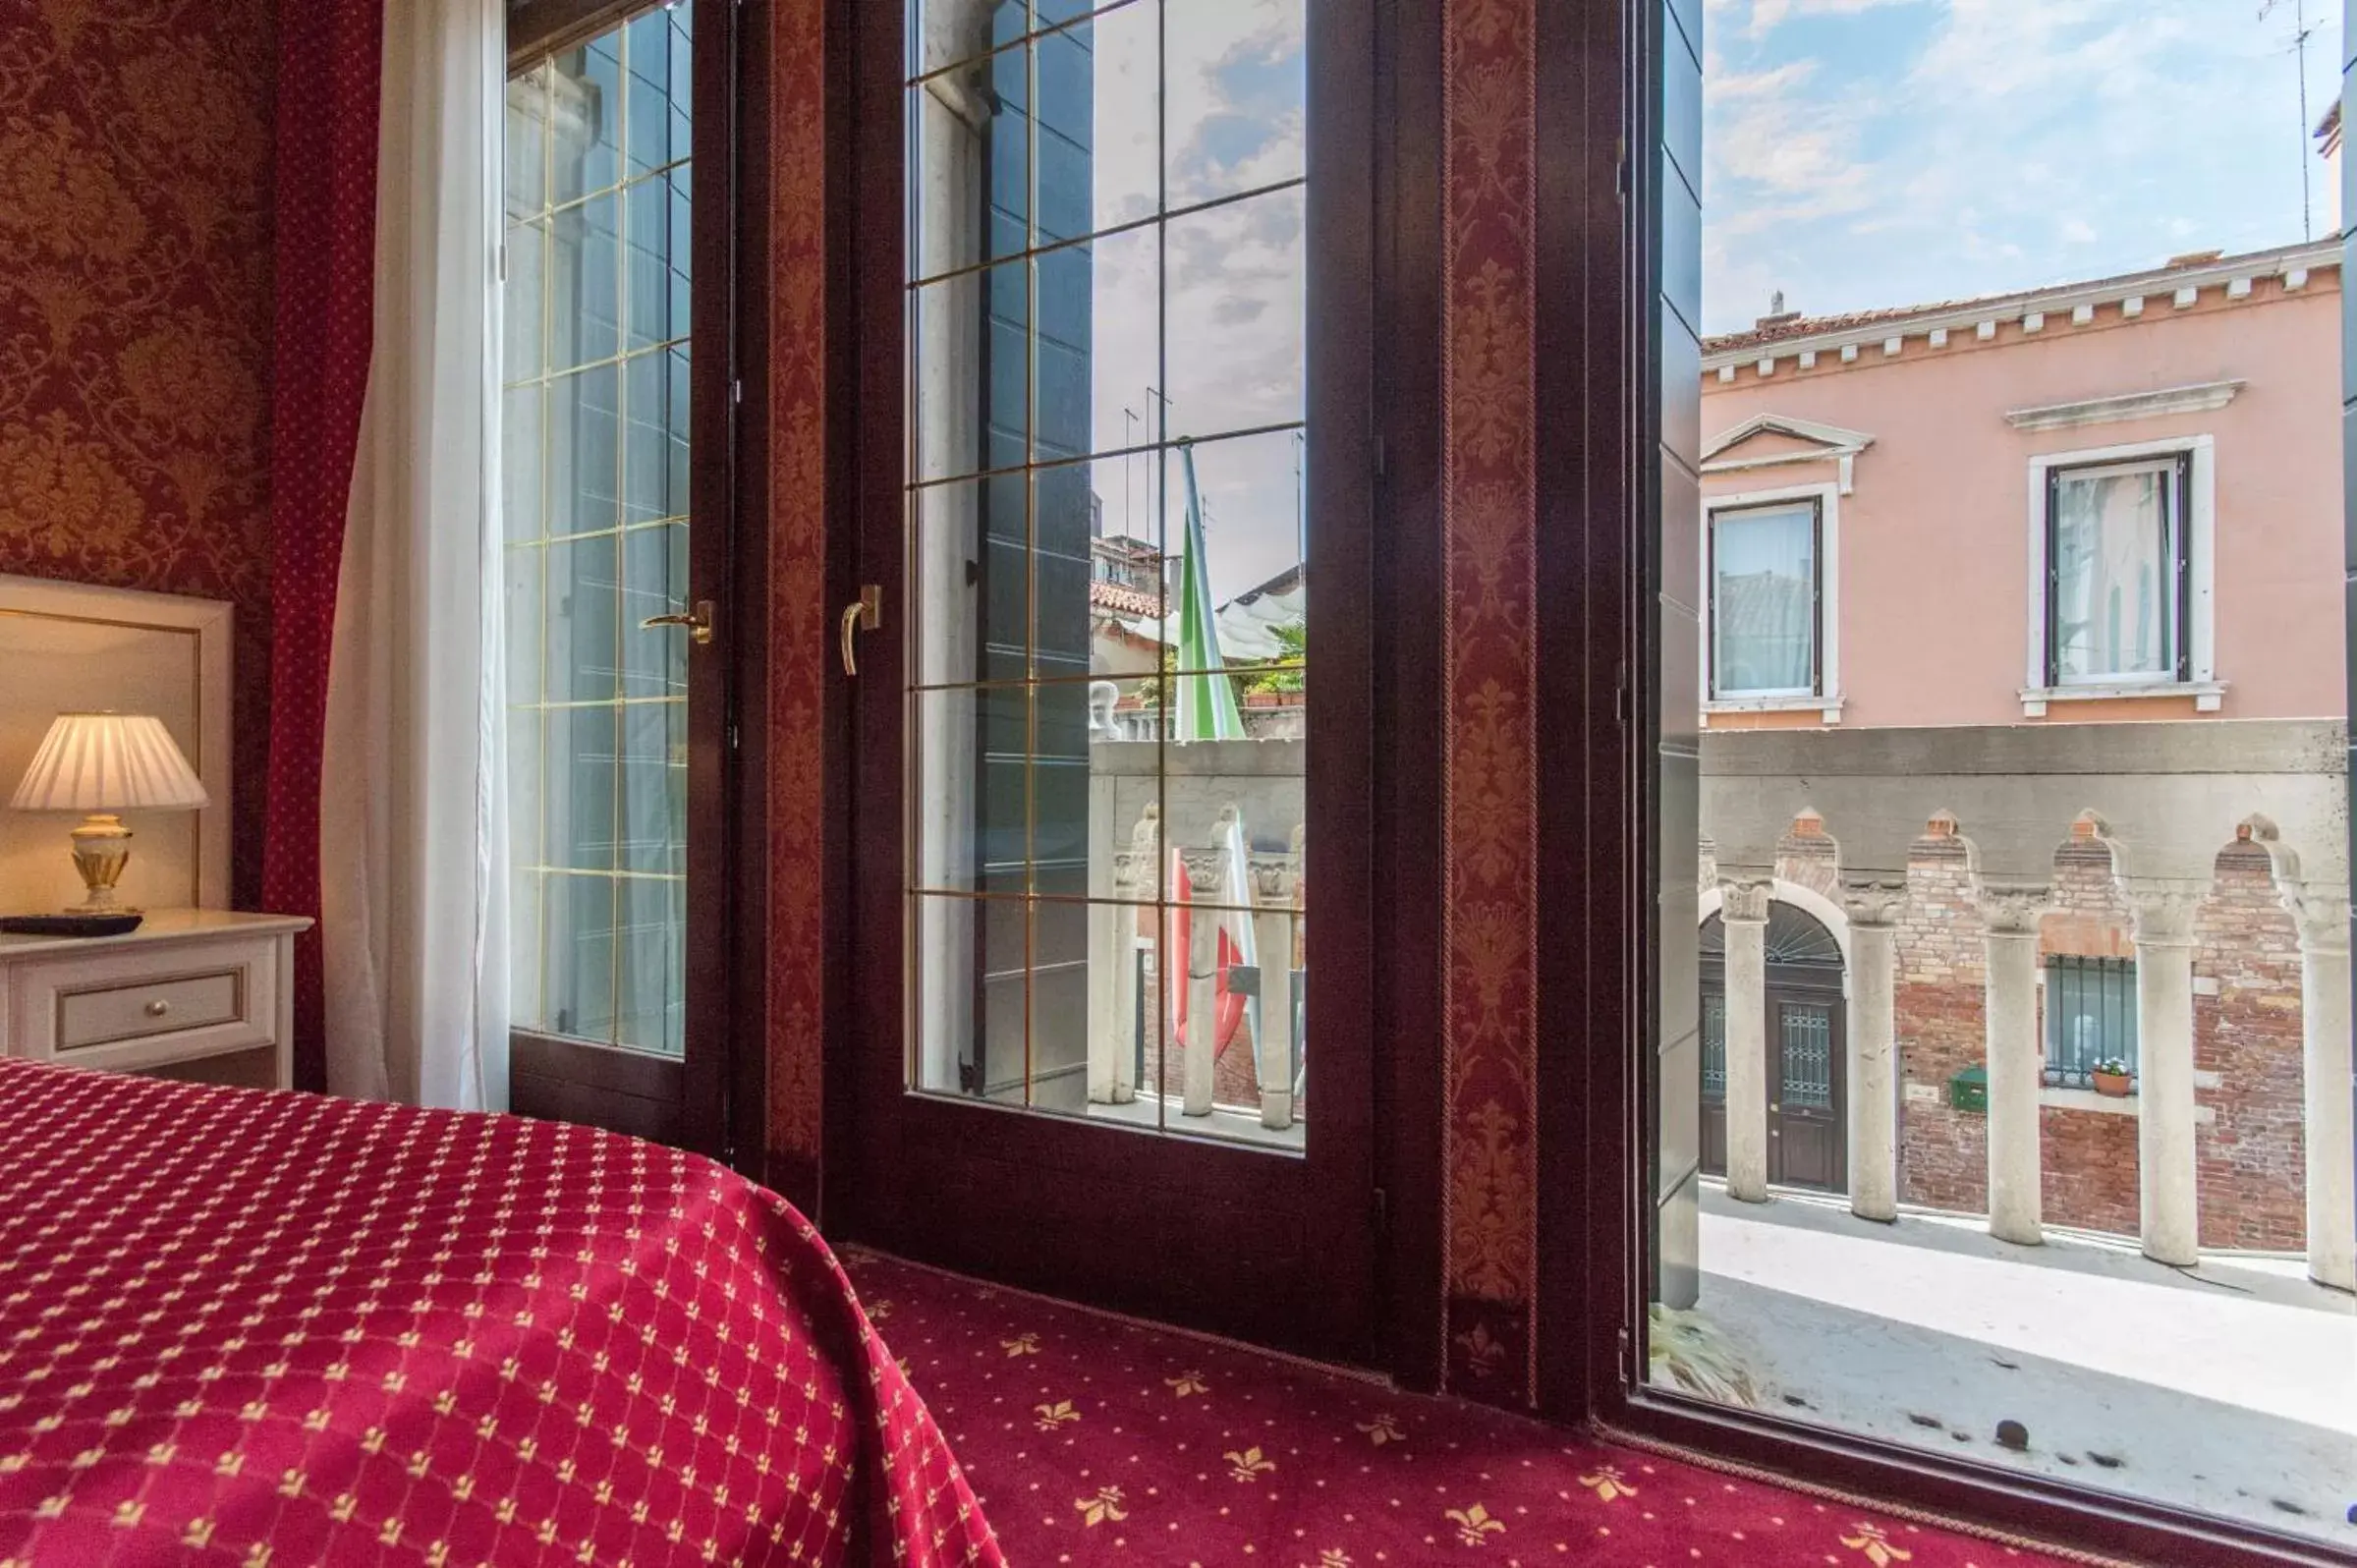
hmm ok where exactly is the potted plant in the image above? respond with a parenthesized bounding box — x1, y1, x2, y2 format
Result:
(2090, 1057, 2134, 1097)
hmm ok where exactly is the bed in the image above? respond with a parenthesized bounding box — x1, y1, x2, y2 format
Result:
(0, 1059, 1002, 1566)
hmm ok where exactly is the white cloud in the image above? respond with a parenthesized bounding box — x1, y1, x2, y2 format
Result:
(1701, 0, 2338, 330)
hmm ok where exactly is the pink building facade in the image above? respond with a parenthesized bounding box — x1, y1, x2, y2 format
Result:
(1685, 243, 2353, 1291)
(1697, 242, 2344, 733)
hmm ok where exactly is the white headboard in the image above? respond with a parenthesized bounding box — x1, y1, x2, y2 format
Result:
(0, 576, 234, 913)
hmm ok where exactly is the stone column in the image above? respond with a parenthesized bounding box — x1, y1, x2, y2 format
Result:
(1979, 885, 2049, 1247)
(2282, 886, 2354, 1292)
(1182, 849, 1221, 1117)
(1096, 807, 1156, 1105)
(2125, 882, 2203, 1268)
(1841, 880, 1907, 1223)
(1720, 879, 1772, 1204)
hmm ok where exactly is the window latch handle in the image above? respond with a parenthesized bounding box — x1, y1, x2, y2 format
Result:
(643, 599, 715, 646)
(840, 586, 881, 677)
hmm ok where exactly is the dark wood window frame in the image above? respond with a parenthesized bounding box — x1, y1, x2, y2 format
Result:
(2042, 451, 2195, 689)
(509, 0, 648, 69)
(1532, 3, 2346, 1565)
(503, 0, 741, 1160)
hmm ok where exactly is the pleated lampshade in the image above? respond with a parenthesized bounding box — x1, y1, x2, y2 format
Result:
(8, 713, 209, 813)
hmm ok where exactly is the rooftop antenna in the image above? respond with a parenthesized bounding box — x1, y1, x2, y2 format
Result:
(2259, 0, 2320, 241)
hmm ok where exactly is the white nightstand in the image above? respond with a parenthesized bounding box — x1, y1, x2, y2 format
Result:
(0, 911, 312, 1090)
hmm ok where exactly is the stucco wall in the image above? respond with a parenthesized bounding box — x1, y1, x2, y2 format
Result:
(1697, 276, 2344, 729)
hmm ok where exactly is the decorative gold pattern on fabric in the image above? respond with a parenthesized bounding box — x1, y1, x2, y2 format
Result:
(1439, 0, 1541, 1401)
(0, 0, 274, 899)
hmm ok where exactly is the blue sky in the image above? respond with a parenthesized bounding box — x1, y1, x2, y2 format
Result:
(1701, 0, 2343, 336)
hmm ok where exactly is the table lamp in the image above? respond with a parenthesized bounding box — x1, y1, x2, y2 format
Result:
(8, 712, 208, 919)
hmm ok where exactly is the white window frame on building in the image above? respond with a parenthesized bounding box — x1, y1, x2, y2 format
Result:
(2021, 434, 2219, 717)
(1699, 478, 1843, 725)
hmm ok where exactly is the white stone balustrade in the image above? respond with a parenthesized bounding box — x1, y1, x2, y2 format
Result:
(1089, 799, 1306, 1131)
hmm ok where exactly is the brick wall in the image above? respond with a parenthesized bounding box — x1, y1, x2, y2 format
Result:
(1880, 831, 2307, 1248)
(2193, 842, 2307, 1249)
(1714, 819, 2310, 1251)
(2033, 839, 2141, 1236)
(1895, 830, 1989, 1211)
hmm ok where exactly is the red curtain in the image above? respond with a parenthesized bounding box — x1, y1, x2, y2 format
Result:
(260, 0, 382, 1092)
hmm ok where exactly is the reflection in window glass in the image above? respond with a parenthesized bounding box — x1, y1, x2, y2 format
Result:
(504, 11, 693, 1056)
(1709, 501, 1817, 697)
(1651, 0, 2353, 1541)
(904, 0, 1309, 1149)
(2048, 459, 2182, 684)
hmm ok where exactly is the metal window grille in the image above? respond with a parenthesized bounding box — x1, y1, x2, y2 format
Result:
(2044, 955, 2138, 1088)
(1702, 988, 1726, 1103)
(1778, 1003, 1832, 1109)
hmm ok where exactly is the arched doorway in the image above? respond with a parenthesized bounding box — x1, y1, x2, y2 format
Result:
(1702, 901, 1848, 1194)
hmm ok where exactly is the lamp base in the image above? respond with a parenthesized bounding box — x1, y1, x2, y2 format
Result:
(67, 813, 138, 914)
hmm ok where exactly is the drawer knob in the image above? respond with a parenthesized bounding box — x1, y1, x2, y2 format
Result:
(143, 999, 171, 1018)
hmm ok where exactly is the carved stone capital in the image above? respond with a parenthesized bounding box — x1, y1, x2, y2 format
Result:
(1718, 878, 1772, 924)
(2119, 878, 2205, 948)
(1837, 878, 1908, 929)
(1974, 882, 2051, 936)
(2279, 882, 2352, 958)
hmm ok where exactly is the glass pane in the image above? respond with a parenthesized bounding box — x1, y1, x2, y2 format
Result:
(1163, 187, 1306, 443)
(901, 0, 1310, 1150)
(506, 65, 550, 218)
(615, 875, 683, 1053)
(551, 40, 621, 204)
(1652, 0, 2354, 1545)
(913, 260, 1028, 483)
(622, 353, 686, 524)
(624, 9, 685, 177)
(506, 219, 546, 375)
(503, 14, 694, 1055)
(1050, 223, 1157, 463)
(548, 193, 620, 370)
(544, 871, 617, 1039)
(1710, 502, 1815, 695)
(1066, 2, 1157, 232)
(1164, 0, 1306, 209)
(2052, 463, 2174, 682)
(1777, 1004, 1831, 1109)
(547, 364, 621, 537)
(501, 385, 544, 542)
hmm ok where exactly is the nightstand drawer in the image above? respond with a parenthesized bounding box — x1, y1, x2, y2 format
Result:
(2, 926, 283, 1079)
(57, 967, 246, 1050)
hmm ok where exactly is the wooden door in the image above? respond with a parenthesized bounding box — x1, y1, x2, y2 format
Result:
(833, 0, 1380, 1362)
(501, 0, 736, 1153)
(1768, 993, 1844, 1193)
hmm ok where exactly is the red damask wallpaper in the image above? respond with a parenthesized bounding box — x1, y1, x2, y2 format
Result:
(764, 0, 829, 1193)
(0, 0, 277, 908)
(1440, 0, 1542, 1402)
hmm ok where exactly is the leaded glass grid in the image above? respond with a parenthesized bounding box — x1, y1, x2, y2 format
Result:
(503, 6, 694, 1056)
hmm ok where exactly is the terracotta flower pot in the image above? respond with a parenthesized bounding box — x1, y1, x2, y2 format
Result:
(2091, 1069, 2133, 1097)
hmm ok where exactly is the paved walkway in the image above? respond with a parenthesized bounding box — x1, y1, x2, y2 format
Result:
(1690, 1184, 2357, 1547)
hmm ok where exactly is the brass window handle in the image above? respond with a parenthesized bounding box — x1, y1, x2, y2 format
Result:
(840, 586, 881, 676)
(643, 599, 715, 646)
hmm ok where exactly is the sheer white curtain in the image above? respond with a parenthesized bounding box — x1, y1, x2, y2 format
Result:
(318, 0, 510, 1108)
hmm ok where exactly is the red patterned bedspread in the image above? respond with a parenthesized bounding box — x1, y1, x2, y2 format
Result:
(0, 1060, 1001, 1566)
